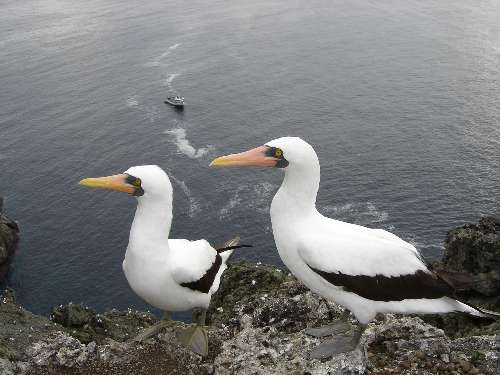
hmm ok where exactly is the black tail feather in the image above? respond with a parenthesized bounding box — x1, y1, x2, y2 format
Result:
(457, 298, 500, 321)
(216, 244, 253, 254)
(476, 307, 500, 321)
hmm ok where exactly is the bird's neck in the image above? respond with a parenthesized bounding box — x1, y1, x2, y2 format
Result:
(129, 197, 172, 250)
(272, 162, 320, 217)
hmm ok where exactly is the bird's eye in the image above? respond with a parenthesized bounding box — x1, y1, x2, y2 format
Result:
(125, 174, 142, 187)
(275, 148, 283, 157)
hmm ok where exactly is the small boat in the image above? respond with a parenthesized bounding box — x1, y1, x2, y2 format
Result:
(164, 96, 185, 107)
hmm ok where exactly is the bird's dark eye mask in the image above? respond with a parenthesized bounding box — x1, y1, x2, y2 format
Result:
(265, 146, 289, 168)
(125, 174, 144, 196)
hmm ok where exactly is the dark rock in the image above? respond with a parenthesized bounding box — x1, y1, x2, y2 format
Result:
(85, 308, 157, 343)
(2, 288, 16, 304)
(23, 328, 207, 375)
(0, 203, 19, 281)
(208, 261, 290, 324)
(251, 280, 343, 333)
(0, 294, 208, 374)
(51, 304, 96, 328)
(0, 289, 62, 362)
(425, 217, 500, 338)
(441, 216, 500, 296)
(422, 311, 500, 338)
(367, 316, 499, 375)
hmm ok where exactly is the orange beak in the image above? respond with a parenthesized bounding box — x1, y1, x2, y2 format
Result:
(210, 146, 277, 167)
(79, 174, 135, 194)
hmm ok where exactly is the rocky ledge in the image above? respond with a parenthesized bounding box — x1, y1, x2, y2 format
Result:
(0, 198, 19, 281)
(0, 217, 498, 375)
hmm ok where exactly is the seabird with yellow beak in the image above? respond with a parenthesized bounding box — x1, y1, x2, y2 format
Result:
(80, 165, 249, 356)
(211, 137, 499, 359)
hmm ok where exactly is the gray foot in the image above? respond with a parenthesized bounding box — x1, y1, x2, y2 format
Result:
(308, 335, 357, 359)
(133, 320, 171, 342)
(304, 320, 351, 338)
(176, 325, 209, 357)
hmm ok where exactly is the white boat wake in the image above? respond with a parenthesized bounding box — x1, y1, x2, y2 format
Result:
(164, 127, 214, 159)
(165, 73, 180, 90)
(144, 43, 182, 67)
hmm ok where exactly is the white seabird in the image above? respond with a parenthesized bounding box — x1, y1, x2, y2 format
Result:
(79, 165, 249, 356)
(210, 136, 499, 358)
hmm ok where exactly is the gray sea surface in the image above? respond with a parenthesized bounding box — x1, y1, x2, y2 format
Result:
(1, 0, 499, 315)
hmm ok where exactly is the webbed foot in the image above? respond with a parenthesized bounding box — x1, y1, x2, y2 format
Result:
(132, 319, 172, 342)
(176, 325, 209, 357)
(308, 335, 357, 359)
(304, 320, 351, 338)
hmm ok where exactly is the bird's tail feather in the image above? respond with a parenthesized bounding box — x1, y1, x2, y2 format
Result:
(475, 307, 500, 321)
(436, 271, 500, 321)
(216, 236, 239, 263)
(216, 244, 253, 254)
(458, 300, 500, 321)
(218, 236, 240, 249)
(216, 236, 252, 254)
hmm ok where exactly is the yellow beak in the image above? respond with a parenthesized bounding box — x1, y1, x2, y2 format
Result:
(79, 174, 135, 194)
(210, 146, 277, 167)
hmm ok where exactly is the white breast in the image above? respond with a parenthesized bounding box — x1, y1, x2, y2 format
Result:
(122, 242, 210, 312)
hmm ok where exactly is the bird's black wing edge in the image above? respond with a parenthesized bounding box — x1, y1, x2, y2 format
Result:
(307, 264, 455, 302)
(180, 254, 222, 294)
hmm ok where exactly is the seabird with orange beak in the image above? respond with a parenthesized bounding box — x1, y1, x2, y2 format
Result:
(80, 165, 250, 356)
(211, 137, 499, 359)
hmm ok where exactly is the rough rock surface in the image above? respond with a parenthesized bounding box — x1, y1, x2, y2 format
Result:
(0, 292, 209, 375)
(0, 289, 61, 362)
(1, 261, 498, 374)
(366, 316, 499, 374)
(0, 218, 499, 374)
(50, 303, 157, 344)
(441, 216, 500, 297)
(426, 217, 500, 338)
(0, 198, 19, 281)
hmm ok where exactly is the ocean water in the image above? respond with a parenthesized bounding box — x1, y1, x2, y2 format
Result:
(0, 0, 499, 315)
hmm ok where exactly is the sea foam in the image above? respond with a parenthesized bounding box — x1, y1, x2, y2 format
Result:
(126, 97, 139, 107)
(164, 127, 214, 159)
(170, 174, 201, 218)
(164, 73, 180, 89)
(218, 182, 278, 220)
(144, 43, 182, 67)
(321, 202, 391, 228)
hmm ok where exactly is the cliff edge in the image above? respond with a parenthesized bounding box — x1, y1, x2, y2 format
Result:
(0, 218, 498, 374)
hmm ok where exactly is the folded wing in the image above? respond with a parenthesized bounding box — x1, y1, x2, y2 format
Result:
(169, 239, 222, 294)
(297, 220, 454, 301)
